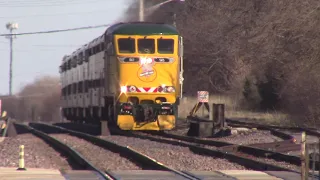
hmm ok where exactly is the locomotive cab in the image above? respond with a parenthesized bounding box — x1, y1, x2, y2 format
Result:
(104, 23, 183, 131)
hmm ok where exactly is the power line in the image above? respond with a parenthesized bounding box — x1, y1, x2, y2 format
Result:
(0, 0, 79, 3)
(0, 9, 110, 19)
(0, 24, 110, 36)
(0, 0, 104, 7)
(0, 41, 81, 47)
(0, 48, 71, 52)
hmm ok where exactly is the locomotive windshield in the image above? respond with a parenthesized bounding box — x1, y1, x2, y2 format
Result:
(138, 39, 155, 54)
(118, 38, 135, 53)
(157, 39, 174, 54)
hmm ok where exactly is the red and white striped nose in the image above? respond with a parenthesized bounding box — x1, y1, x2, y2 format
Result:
(120, 85, 175, 93)
(136, 87, 158, 93)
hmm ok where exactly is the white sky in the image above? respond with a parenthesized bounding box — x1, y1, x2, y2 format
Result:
(0, 0, 131, 94)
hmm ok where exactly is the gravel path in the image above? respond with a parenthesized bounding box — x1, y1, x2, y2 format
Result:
(0, 134, 71, 170)
(50, 134, 142, 171)
(100, 135, 248, 171)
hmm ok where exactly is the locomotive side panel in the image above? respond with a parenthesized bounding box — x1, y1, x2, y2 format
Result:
(77, 53, 83, 118)
(73, 56, 78, 117)
(84, 59, 89, 113)
(95, 47, 105, 111)
(66, 58, 71, 118)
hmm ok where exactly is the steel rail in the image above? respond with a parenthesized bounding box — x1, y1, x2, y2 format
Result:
(29, 122, 198, 180)
(142, 130, 308, 166)
(13, 122, 114, 180)
(226, 118, 320, 137)
(110, 128, 300, 172)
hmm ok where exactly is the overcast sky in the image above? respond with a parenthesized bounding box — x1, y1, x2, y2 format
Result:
(0, 0, 130, 94)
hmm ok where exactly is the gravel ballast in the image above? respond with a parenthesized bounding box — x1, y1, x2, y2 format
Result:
(131, 131, 300, 172)
(101, 135, 248, 171)
(50, 134, 142, 171)
(0, 134, 72, 170)
(211, 130, 282, 145)
(170, 127, 282, 145)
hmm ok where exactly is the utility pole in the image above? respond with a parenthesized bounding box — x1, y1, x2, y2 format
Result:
(5, 22, 18, 96)
(139, 0, 144, 21)
(173, 13, 177, 27)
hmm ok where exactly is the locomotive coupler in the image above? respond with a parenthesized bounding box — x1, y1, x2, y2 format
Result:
(134, 105, 158, 122)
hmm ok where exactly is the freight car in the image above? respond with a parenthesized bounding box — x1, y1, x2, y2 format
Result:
(59, 22, 184, 131)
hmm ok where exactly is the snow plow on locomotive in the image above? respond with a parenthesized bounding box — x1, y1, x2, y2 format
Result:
(59, 22, 184, 131)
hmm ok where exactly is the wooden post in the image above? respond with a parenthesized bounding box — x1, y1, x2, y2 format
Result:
(217, 104, 225, 129)
(209, 103, 215, 121)
(306, 144, 310, 179)
(312, 145, 315, 180)
(201, 103, 204, 117)
(318, 137, 320, 179)
(210, 103, 216, 135)
(302, 132, 306, 180)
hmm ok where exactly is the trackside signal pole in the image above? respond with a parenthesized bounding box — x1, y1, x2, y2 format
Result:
(139, 0, 144, 21)
(5, 22, 18, 96)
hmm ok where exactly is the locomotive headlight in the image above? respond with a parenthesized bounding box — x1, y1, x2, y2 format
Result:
(166, 86, 175, 93)
(120, 86, 127, 93)
(128, 86, 136, 92)
(157, 85, 175, 93)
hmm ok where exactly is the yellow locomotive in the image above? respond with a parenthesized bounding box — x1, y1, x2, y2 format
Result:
(60, 22, 184, 131)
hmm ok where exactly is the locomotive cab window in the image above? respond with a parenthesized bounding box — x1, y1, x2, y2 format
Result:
(118, 38, 135, 53)
(157, 39, 174, 54)
(138, 38, 155, 54)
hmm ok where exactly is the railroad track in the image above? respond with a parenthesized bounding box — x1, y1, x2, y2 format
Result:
(39, 120, 320, 173)
(13, 122, 112, 180)
(27, 122, 199, 180)
(48, 121, 303, 172)
(138, 121, 320, 172)
(106, 127, 303, 172)
(226, 118, 320, 137)
(226, 118, 320, 158)
(49, 121, 315, 172)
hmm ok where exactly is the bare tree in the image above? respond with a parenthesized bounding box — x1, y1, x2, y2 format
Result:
(121, 0, 320, 125)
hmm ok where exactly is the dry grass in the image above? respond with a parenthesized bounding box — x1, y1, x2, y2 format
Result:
(179, 95, 291, 126)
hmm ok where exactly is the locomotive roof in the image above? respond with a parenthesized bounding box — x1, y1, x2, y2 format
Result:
(61, 22, 179, 63)
(106, 22, 179, 35)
